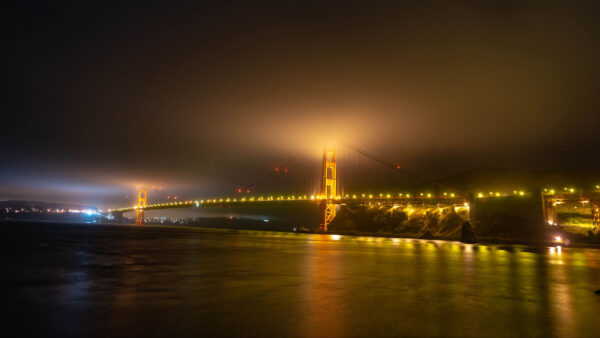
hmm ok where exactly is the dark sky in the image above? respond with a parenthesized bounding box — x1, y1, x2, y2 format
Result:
(2, 1, 600, 208)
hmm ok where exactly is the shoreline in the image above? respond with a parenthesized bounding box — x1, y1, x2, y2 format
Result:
(3, 219, 600, 249)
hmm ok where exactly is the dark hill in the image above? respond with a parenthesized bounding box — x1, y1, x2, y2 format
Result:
(412, 168, 600, 193)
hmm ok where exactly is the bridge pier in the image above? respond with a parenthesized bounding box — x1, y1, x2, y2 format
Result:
(541, 194, 557, 226)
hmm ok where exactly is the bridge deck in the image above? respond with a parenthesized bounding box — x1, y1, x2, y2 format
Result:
(110, 196, 470, 214)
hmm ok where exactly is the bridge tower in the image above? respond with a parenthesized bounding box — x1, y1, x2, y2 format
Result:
(135, 188, 147, 224)
(320, 148, 337, 231)
(592, 201, 600, 234)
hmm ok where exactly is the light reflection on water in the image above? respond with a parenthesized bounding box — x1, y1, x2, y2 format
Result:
(1, 222, 600, 337)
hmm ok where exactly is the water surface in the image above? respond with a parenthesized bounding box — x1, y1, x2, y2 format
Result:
(1, 222, 599, 337)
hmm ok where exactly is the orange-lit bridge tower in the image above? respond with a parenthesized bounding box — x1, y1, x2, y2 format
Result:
(135, 189, 147, 224)
(593, 199, 600, 234)
(320, 148, 337, 231)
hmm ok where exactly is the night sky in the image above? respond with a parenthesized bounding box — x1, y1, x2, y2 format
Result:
(2, 1, 600, 208)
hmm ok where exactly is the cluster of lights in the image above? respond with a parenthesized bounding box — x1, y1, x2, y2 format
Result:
(66, 209, 98, 215)
(544, 185, 600, 194)
(4, 208, 100, 215)
(476, 191, 525, 198)
(544, 187, 575, 194)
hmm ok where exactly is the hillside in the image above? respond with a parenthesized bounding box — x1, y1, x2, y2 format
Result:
(412, 168, 600, 193)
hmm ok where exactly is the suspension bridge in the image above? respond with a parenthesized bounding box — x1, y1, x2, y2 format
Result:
(108, 145, 600, 233)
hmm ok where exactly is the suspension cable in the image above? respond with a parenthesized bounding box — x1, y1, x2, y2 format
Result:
(237, 153, 301, 193)
(344, 144, 464, 194)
